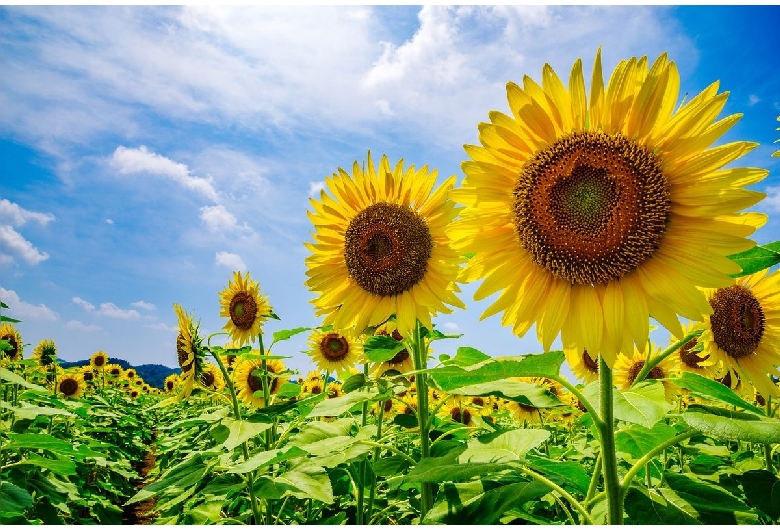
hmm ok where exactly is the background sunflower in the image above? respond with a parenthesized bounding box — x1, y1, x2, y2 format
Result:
(306, 328, 363, 374)
(0, 323, 23, 361)
(57, 372, 85, 400)
(234, 358, 286, 408)
(219, 271, 273, 347)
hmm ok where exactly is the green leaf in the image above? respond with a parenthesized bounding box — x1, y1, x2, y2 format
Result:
(682, 405, 780, 444)
(738, 470, 780, 520)
(0, 481, 33, 513)
(221, 418, 272, 451)
(424, 479, 551, 524)
(524, 456, 590, 494)
(444, 380, 562, 408)
(277, 464, 334, 504)
(404, 450, 509, 483)
(727, 245, 780, 277)
(615, 423, 678, 459)
(16, 454, 77, 476)
(664, 473, 750, 513)
(289, 418, 354, 446)
(227, 446, 308, 474)
(271, 327, 311, 344)
(126, 452, 210, 505)
(308, 388, 381, 417)
(4, 433, 76, 454)
(0, 300, 9, 309)
(0, 400, 75, 420)
(427, 351, 565, 392)
(447, 346, 491, 366)
(275, 382, 301, 398)
(583, 380, 672, 429)
(670, 372, 765, 415)
(372, 455, 411, 477)
(0, 315, 21, 323)
(624, 487, 701, 525)
(459, 429, 550, 464)
(340, 373, 365, 393)
(763, 240, 780, 253)
(363, 335, 406, 363)
(0, 367, 46, 391)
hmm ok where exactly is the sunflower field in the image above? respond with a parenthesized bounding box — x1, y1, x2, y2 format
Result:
(3, 50, 780, 525)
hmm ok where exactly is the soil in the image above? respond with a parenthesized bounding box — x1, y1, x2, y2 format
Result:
(122, 436, 159, 525)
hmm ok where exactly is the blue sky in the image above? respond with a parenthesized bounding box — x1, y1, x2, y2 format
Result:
(1, 5, 779, 377)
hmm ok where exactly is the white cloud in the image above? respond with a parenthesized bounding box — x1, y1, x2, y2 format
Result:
(111, 145, 219, 202)
(97, 302, 141, 320)
(64, 319, 101, 333)
(748, 94, 761, 106)
(440, 322, 461, 333)
(72, 296, 95, 312)
(215, 251, 246, 271)
(131, 300, 156, 311)
(765, 186, 780, 213)
(0, 225, 49, 265)
(105, 218, 114, 224)
(200, 204, 251, 233)
(308, 182, 325, 197)
(0, 199, 56, 226)
(0, 287, 58, 321)
(144, 322, 176, 332)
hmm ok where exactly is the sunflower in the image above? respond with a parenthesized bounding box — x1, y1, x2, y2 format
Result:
(129, 389, 140, 400)
(220, 341, 243, 371)
(57, 372, 85, 400)
(164, 373, 180, 393)
(174, 303, 205, 400)
(80, 366, 96, 384)
(673, 321, 719, 378)
(438, 396, 479, 427)
(564, 346, 600, 384)
(305, 151, 466, 337)
(0, 323, 23, 361)
(199, 362, 226, 392)
(326, 381, 343, 399)
(449, 49, 768, 367)
(125, 368, 137, 381)
(370, 321, 416, 378)
(90, 351, 108, 370)
(219, 271, 273, 347)
(105, 363, 124, 378)
(307, 328, 363, 374)
(613, 346, 681, 402)
(234, 358, 286, 408)
(32, 339, 57, 366)
(698, 269, 780, 397)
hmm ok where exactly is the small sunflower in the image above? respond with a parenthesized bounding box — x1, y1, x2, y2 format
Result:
(305, 151, 466, 336)
(698, 269, 780, 397)
(371, 321, 416, 378)
(438, 396, 479, 427)
(199, 362, 226, 392)
(129, 389, 140, 399)
(449, 49, 768, 367)
(90, 350, 109, 370)
(219, 271, 273, 347)
(234, 358, 286, 408)
(372, 397, 397, 418)
(564, 347, 600, 384)
(673, 322, 719, 378)
(395, 394, 419, 421)
(80, 366, 96, 384)
(164, 373, 180, 393)
(613, 346, 681, 402)
(302, 377, 325, 396)
(326, 381, 343, 399)
(307, 328, 363, 374)
(105, 363, 124, 378)
(32, 339, 57, 366)
(0, 323, 23, 361)
(125, 368, 137, 381)
(174, 303, 205, 400)
(57, 372, 85, 400)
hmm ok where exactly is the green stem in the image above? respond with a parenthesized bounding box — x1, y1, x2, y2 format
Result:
(584, 451, 602, 507)
(766, 396, 774, 473)
(597, 356, 622, 525)
(358, 440, 418, 466)
(619, 430, 696, 500)
(633, 329, 700, 385)
(518, 464, 595, 525)
(366, 398, 385, 524)
(550, 376, 599, 421)
(410, 320, 433, 519)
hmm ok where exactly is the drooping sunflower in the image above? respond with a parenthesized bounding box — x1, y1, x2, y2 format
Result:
(449, 49, 768, 367)
(233, 358, 286, 408)
(174, 303, 205, 400)
(370, 321, 416, 378)
(199, 362, 226, 392)
(698, 269, 780, 397)
(564, 346, 600, 384)
(90, 350, 109, 370)
(57, 372, 85, 400)
(0, 323, 23, 361)
(219, 271, 273, 347)
(164, 373, 180, 393)
(305, 151, 466, 337)
(613, 346, 681, 402)
(307, 328, 363, 374)
(32, 339, 57, 366)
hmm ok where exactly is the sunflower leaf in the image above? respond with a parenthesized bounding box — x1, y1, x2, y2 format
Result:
(737, 470, 780, 520)
(444, 380, 562, 408)
(363, 335, 406, 363)
(0, 367, 47, 391)
(726, 245, 780, 277)
(0, 315, 21, 323)
(307, 388, 384, 417)
(583, 381, 672, 429)
(682, 405, 780, 444)
(664, 472, 751, 514)
(669, 372, 765, 415)
(0, 481, 33, 513)
(459, 429, 550, 464)
(221, 418, 273, 451)
(271, 327, 311, 345)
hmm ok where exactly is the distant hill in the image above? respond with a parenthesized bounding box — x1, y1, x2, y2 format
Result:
(58, 358, 178, 389)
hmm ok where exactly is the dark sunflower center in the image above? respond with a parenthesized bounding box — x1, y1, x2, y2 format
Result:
(94, 355, 105, 366)
(471, 396, 485, 407)
(201, 372, 215, 387)
(582, 350, 599, 373)
(229, 291, 258, 330)
(320, 333, 349, 362)
(110, 368, 121, 376)
(166, 380, 175, 391)
(716, 371, 738, 388)
(59, 378, 78, 396)
(627, 361, 664, 385)
(2, 334, 19, 358)
(388, 348, 410, 365)
(344, 202, 433, 296)
(248, 368, 265, 393)
(127, 371, 135, 379)
(451, 406, 472, 425)
(679, 339, 708, 368)
(40, 346, 56, 366)
(177, 334, 194, 373)
(513, 131, 670, 285)
(310, 383, 323, 395)
(83, 372, 93, 382)
(517, 402, 538, 413)
(709, 285, 765, 360)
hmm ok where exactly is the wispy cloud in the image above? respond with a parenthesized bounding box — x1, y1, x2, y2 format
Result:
(308, 182, 325, 197)
(215, 251, 246, 271)
(131, 300, 156, 311)
(0, 198, 56, 226)
(0, 287, 58, 321)
(764, 186, 780, 213)
(64, 319, 101, 333)
(143, 322, 176, 332)
(0, 226, 50, 265)
(200, 204, 251, 233)
(110, 146, 219, 202)
(71, 296, 142, 319)
(71, 297, 95, 311)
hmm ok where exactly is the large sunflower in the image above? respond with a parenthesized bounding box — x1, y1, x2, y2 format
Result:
(698, 269, 780, 397)
(0, 323, 23, 361)
(90, 351, 109, 370)
(305, 151, 466, 336)
(32, 339, 57, 366)
(57, 372, 85, 400)
(219, 271, 273, 347)
(234, 358, 286, 408)
(174, 303, 205, 400)
(449, 49, 768, 367)
(307, 328, 363, 374)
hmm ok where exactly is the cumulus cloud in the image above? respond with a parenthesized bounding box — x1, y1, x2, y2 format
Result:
(72, 296, 95, 311)
(215, 251, 246, 271)
(64, 319, 101, 333)
(111, 145, 219, 202)
(131, 300, 156, 311)
(0, 226, 49, 265)
(0, 198, 56, 226)
(765, 185, 780, 213)
(71, 296, 142, 319)
(106, 218, 114, 224)
(440, 322, 461, 333)
(0, 287, 58, 321)
(308, 182, 325, 197)
(199, 204, 252, 233)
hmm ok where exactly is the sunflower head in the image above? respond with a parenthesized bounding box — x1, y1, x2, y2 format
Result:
(450, 49, 768, 367)
(90, 350, 109, 370)
(129, 389, 140, 399)
(0, 323, 23, 361)
(32, 339, 57, 367)
(164, 373, 180, 392)
(613, 346, 681, 402)
(57, 372, 85, 400)
(105, 363, 124, 377)
(81, 366, 96, 383)
(305, 151, 465, 336)
(307, 328, 363, 374)
(174, 303, 206, 401)
(564, 346, 600, 384)
(199, 363, 226, 392)
(234, 358, 286, 408)
(371, 321, 416, 378)
(125, 368, 137, 381)
(219, 271, 273, 347)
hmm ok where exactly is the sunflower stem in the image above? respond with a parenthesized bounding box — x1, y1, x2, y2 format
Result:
(366, 397, 385, 524)
(584, 451, 602, 507)
(410, 320, 434, 520)
(766, 396, 775, 473)
(597, 356, 622, 524)
(632, 329, 701, 386)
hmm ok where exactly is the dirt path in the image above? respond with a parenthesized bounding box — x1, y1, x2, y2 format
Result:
(122, 437, 159, 525)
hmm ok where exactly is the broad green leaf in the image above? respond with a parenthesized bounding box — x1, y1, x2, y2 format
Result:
(4, 433, 76, 454)
(221, 418, 272, 451)
(738, 470, 780, 520)
(0, 481, 33, 513)
(308, 388, 381, 417)
(92, 503, 123, 525)
(200, 474, 245, 496)
(583, 380, 672, 429)
(363, 335, 406, 363)
(447, 346, 491, 366)
(682, 405, 780, 444)
(727, 245, 780, 277)
(424, 479, 551, 524)
(183, 500, 225, 525)
(341, 373, 365, 393)
(276, 382, 301, 398)
(443, 380, 561, 408)
(288, 418, 353, 446)
(372, 455, 411, 477)
(271, 327, 311, 344)
(664, 473, 750, 513)
(278, 464, 334, 503)
(404, 451, 509, 484)
(459, 429, 550, 464)
(427, 351, 565, 392)
(763, 240, 780, 253)
(615, 423, 678, 458)
(126, 453, 210, 505)
(0, 400, 75, 419)
(524, 456, 590, 494)
(16, 454, 77, 476)
(670, 372, 764, 415)
(624, 487, 701, 525)
(0, 367, 46, 391)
